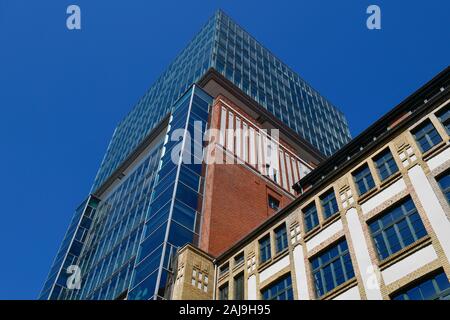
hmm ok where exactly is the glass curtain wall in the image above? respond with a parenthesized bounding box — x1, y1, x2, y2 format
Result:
(128, 85, 212, 300)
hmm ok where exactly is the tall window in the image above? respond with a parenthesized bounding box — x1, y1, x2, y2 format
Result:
(320, 189, 339, 219)
(311, 239, 355, 298)
(436, 105, 450, 135)
(412, 120, 443, 153)
(303, 202, 319, 232)
(274, 224, 288, 253)
(261, 274, 293, 300)
(392, 271, 450, 300)
(368, 197, 427, 260)
(259, 235, 271, 264)
(373, 149, 399, 181)
(219, 283, 229, 300)
(437, 171, 450, 205)
(234, 273, 244, 300)
(352, 164, 375, 196)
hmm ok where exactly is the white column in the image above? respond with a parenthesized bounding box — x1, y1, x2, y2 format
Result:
(219, 107, 227, 146)
(408, 164, 450, 262)
(293, 246, 310, 300)
(247, 275, 257, 300)
(346, 207, 383, 300)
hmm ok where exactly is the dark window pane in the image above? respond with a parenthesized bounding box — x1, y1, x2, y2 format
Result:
(303, 202, 319, 232)
(310, 239, 354, 297)
(261, 274, 293, 300)
(234, 273, 244, 300)
(219, 283, 229, 300)
(412, 120, 442, 153)
(274, 224, 288, 253)
(369, 197, 427, 260)
(374, 149, 398, 181)
(352, 164, 375, 195)
(437, 171, 450, 205)
(259, 235, 271, 263)
(320, 189, 339, 219)
(436, 105, 450, 135)
(392, 271, 450, 300)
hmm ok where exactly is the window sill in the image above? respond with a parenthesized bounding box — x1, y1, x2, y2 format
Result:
(422, 141, 449, 162)
(378, 171, 402, 190)
(378, 236, 432, 270)
(303, 225, 322, 242)
(321, 212, 341, 229)
(357, 187, 379, 204)
(319, 278, 358, 300)
(232, 262, 245, 273)
(257, 249, 290, 273)
(217, 271, 230, 282)
(303, 214, 341, 242)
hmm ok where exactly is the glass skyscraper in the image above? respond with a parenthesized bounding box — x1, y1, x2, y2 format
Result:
(39, 10, 351, 300)
(92, 10, 350, 192)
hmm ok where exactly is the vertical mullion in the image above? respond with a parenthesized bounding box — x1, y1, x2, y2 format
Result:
(381, 228, 392, 258)
(405, 213, 418, 242)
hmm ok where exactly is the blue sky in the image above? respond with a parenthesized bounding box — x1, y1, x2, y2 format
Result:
(0, 1, 448, 299)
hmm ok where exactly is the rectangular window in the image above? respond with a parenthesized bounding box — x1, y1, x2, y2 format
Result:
(261, 274, 293, 300)
(219, 263, 229, 277)
(412, 120, 443, 153)
(437, 170, 450, 205)
(373, 148, 399, 181)
(368, 197, 427, 260)
(352, 164, 375, 196)
(234, 273, 244, 300)
(274, 224, 288, 253)
(303, 202, 319, 232)
(219, 283, 229, 300)
(259, 235, 271, 264)
(268, 195, 280, 210)
(234, 252, 244, 266)
(436, 105, 450, 135)
(392, 270, 450, 300)
(320, 189, 339, 219)
(310, 239, 355, 298)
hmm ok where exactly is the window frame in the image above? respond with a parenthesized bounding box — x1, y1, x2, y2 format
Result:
(218, 283, 229, 300)
(368, 197, 428, 261)
(352, 163, 376, 196)
(392, 270, 450, 300)
(219, 263, 229, 277)
(234, 252, 245, 267)
(437, 170, 450, 205)
(303, 201, 319, 233)
(233, 272, 245, 300)
(319, 188, 339, 220)
(268, 195, 280, 211)
(411, 119, 443, 153)
(259, 234, 272, 264)
(373, 148, 399, 182)
(261, 273, 294, 300)
(436, 105, 450, 135)
(274, 224, 289, 253)
(310, 239, 355, 298)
